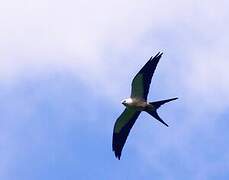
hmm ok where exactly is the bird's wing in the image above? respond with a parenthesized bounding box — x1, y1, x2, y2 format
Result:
(131, 52, 163, 100)
(112, 108, 141, 159)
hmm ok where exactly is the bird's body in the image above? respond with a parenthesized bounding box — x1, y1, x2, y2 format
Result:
(112, 52, 178, 160)
(122, 98, 148, 110)
(122, 98, 158, 113)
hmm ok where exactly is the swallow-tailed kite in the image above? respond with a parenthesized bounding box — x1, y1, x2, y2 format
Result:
(112, 52, 178, 160)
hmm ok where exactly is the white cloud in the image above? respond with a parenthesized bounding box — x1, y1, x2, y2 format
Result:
(0, 0, 228, 100)
(1, 0, 228, 97)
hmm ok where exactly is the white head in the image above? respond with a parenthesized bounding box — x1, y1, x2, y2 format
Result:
(121, 98, 133, 106)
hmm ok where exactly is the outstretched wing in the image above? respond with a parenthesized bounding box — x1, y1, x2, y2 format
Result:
(131, 52, 163, 100)
(112, 108, 141, 159)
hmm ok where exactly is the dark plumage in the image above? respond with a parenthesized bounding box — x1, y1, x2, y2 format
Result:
(112, 52, 178, 159)
(131, 52, 162, 100)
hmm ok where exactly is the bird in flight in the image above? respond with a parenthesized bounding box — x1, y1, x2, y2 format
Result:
(112, 52, 178, 160)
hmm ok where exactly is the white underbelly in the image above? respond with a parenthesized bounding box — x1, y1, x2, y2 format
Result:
(127, 99, 147, 110)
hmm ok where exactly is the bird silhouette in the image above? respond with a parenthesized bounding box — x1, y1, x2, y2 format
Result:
(112, 52, 178, 160)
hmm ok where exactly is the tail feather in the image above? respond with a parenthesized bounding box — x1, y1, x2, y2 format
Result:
(146, 110, 169, 127)
(146, 97, 178, 127)
(149, 97, 178, 109)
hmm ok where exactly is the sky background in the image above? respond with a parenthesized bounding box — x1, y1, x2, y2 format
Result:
(1, 0, 229, 179)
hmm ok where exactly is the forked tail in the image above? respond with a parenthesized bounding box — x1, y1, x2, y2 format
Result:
(146, 97, 178, 127)
(149, 97, 178, 109)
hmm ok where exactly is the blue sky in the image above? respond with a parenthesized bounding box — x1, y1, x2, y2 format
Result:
(1, 0, 229, 179)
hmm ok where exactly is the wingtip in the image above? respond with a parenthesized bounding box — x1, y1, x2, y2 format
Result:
(156, 51, 163, 55)
(159, 51, 163, 55)
(114, 152, 121, 160)
(157, 52, 163, 57)
(113, 147, 121, 160)
(150, 52, 163, 60)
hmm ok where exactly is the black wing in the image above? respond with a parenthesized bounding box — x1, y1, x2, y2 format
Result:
(112, 108, 141, 160)
(131, 52, 163, 100)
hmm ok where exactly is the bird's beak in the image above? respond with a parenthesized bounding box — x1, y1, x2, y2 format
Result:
(121, 100, 125, 105)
